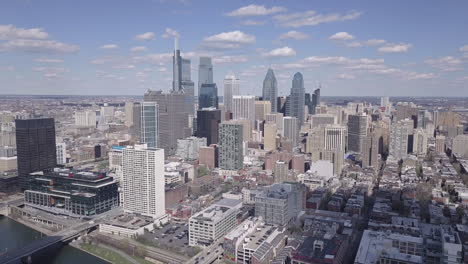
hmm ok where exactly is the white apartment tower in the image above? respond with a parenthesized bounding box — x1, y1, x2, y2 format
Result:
(122, 145, 165, 218)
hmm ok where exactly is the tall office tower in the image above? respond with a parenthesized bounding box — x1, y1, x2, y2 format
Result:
(232, 95, 256, 125)
(219, 121, 244, 170)
(255, 101, 271, 121)
(389, 119, 411, 159)
(310, 114, 336, 128)
(311, 84, 321, 115)
(199, 83, 219, 109)
(433, 111, 461, 128)
(305, 93, 313, 117)
(413, 128, 428, 155)
(435, 135, 446, 154)
(223, 74, 240, 113)
(141, 102, 159, 148)
(362, 130, 379, 169)
(347, 114, 369, 153)
(16, 118, 57, 188)
(100, 105, 115, 122)
(144, 90, 191, 156)
(122, 145, 165, 218)
(274, 161, 289, 183)
(323, 125, 346, 175)
(278, 96, 288, 114)
(416, 110, 426, 129)
(173, 38, 182, 91)
(283, 117, 299, 147)
(380, 96, 389, 107)
(394, 102, 418, 122)
(198, 57, 213, 91)
(287, 72, 305, 125)
(196, 108, 221, 145)
(262, 68, 278, 113)
(132, 103, 142, 142)
(263, 123, 277, 151)
(56, 142, 67, 165)
(75, 110, 97, 127)
(125, 102, 134, 127)
(180, 56, 195, 115)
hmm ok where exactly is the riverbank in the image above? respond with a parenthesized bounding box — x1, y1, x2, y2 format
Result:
(75, 241, 153, 264)
(7, 215, 55, 236)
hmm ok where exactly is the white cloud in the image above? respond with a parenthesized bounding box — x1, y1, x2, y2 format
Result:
(100, 44, 119, 50)
(132, 53, 173, 64)
(241, 20, 266, 26)
(112, 64, 136, 69)
(329, 32, 354, 41)
(0, 24, 49, 40)
(337, 73, 355, 80)
(346, 39, 386, 48)
(130, 46, 148, 52)
(0, 65, 14, 71)
(162, 28, 180, 39)
(274, 10, 362, 28)
(425, 56, 463, 72)
(460, 45, 468, 52)
(226, 4, 286, 17)
(378, 43, 412, 53)
(203, 30, 255, 49)
(136, 32, 155, 41)
(302, 56, 352, 65)
(262, 47, 296, 58)
(279, 31, 309, 40)
(34, 58, 64, 63)
(0, 39, 79, 53)
(213, 55, 248, 64)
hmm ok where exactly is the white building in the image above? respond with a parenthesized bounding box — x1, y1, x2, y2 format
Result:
(176, 136, 207, 160)
(413, 128, 428, 155)
(74, 110, 96, 127)
(56, 142, 66, 165)
(122, 144, 165, 219)
(189, 199, 242, 247)
(232, 95, 256, 125)
(389, 119, 412, 160)
(452, 135, 468, 158)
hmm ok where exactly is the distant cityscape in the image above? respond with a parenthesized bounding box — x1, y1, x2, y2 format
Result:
(1, 2, 468, 264)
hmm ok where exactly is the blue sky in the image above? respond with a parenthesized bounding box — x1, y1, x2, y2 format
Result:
(1, 0, 467, 96)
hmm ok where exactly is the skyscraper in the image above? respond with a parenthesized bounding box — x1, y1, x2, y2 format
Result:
(283, 116, 299, 147)
(196, 108, 221, 145)
(173, 38, 182, 92)
(389, 119, 412, 159)
(125, 102, 134, 127)
(199, 83, 218, 109)
(141, 102, 159, 148)
(255, 101, 271, 121)
(263, 122, 277, 151)
(224, 74, 240, 113)
(311, 84, 321, 115)
(198, 57, 213, 91)
(232, 95, 256, 125)
(219, 121, 244, 170)
(348, 113, 369, 153)
(262, 68, 278, 113)
(132, 102, 142, 142)
(144, 90, 191, 156)
(362, 130, 380, 169)
(16, 118, 57, 188)
(122, 145, 165, 218)
(287, 72, 305, 125)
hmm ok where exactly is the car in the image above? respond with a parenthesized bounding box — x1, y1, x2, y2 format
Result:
(169, 239, 173, 243)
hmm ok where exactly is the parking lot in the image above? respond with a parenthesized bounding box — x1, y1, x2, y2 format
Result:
(139, 221, 200, 257)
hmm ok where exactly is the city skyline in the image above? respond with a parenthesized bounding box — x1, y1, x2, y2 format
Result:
(0, 0, 467, 96)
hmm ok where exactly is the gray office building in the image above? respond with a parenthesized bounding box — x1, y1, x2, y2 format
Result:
(262, 68, 278, 113)
(198, 57, 213, 91)
(199, 83, 218, 109)
(219, 121, 243, 170)
(254, 182, 306, 226)
(348, 114, 368, 153)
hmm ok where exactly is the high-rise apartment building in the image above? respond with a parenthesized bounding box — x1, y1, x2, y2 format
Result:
(348, 114, 368, 153)
(219, 121, 244, 170)
(232, 95, 256, 125)
(122, 145, 165, 218)
(389, 119, 412, 159)
(262, 68, 278, 113)
(453, 135, 468, 158)
(16, 118, 57, 188)
(56, 142, 67, 165)
(141, 102, 159, 148)
(413, 128, 428, 155)
(224, 74, 240, 113)
(362, 131, 379, 169)
(75, 110, 96, 127)
(196, 108, 221, 145)
(125, 102, 134, 127)
(435, 135, 446, 154)
(263, 123, 277, 151)
(132, 102, 142, 142)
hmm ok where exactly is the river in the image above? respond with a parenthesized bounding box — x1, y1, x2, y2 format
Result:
(0, 216, 109, 264)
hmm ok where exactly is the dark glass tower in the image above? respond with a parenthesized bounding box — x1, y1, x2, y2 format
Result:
(198, 83, 219, 109)
(262, 68, 278, 113)
(16, 118, 57, 189)
(287, 72, 305, 125)
(196, 108, 221, 145)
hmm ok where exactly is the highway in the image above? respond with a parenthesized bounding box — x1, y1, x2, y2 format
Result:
(186, 238, 224, 264)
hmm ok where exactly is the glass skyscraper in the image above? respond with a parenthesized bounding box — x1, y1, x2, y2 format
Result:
(262, 68, 278, 113)
(287, 72, 305, 125)
(199, 83, 218, 109)
(141, 102, 159, 148)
